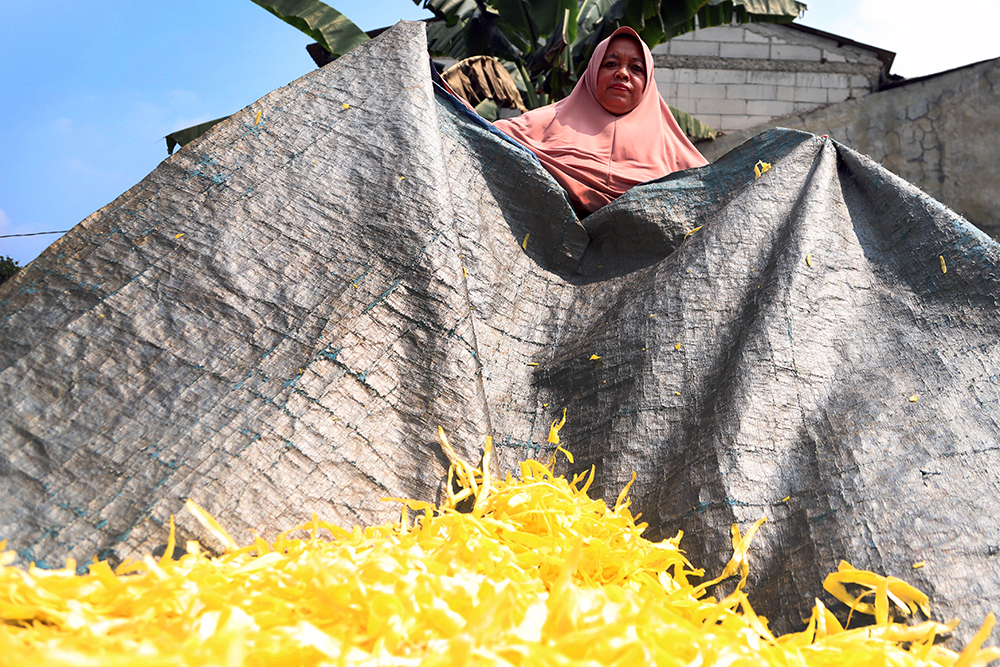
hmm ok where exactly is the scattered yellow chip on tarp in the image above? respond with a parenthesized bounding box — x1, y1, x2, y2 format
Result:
(547, 407, 567, 444)
(684, 225, 702, 241)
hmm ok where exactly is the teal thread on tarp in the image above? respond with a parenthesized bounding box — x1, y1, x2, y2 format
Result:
(58, 503, 87, 518)
(149, 449, 180, 470)
(500, 434, 553, 458)
(364, 279, 403, 313)
(317, 346, 341, 362)
(362, 234, 441, 313)
(351, 267, 371, 284)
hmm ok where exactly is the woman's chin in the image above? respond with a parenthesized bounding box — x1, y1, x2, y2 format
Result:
(601, 101, 635, 115)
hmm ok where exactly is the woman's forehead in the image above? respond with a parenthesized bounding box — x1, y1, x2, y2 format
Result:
(604, 37, 644, 60)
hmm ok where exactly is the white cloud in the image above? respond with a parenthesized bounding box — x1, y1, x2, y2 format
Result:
(801, 1, 998, 79)
(169, 89, 203, 108)
(64, 158, 120, 184)
(839, 0, 999, 78)
(50, 117, 74, 134)
(0, 209, 9, 234)
(129, 95, 216, 140)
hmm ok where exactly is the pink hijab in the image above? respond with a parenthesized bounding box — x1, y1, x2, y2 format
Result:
(494, 27, 708, 214)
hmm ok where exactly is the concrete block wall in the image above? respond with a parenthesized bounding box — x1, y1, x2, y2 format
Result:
(697, 57, 1000, 239)
(653, 23, 885, 132)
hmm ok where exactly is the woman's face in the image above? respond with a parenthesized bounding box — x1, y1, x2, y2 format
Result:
(595, 36, 647, 115)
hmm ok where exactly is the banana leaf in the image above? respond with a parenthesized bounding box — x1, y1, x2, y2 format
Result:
(491, 0, 579, 51)
(577, 0, 623, 33)
(165, 117, 230, 155)
(659, 0, 717, 36)
(724, 0, 806, 16)
(425, 17, 474, 58)
(414, 0, 478, 26)
(668, 105, 718, 141)
(250, 0, 369, 57)
(474, 98, 500, 120)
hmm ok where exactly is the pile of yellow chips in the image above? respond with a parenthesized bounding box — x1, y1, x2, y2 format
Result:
(2, 429, 998, 666)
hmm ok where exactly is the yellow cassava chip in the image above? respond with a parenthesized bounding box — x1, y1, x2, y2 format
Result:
(1, 428, 995, 666)
(547, 407, 567, 444)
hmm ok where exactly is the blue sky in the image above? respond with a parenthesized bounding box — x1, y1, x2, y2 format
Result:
(1, 0, 997, 266)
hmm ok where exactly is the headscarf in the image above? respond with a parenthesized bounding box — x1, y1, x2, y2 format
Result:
(493, 27, 708, 214)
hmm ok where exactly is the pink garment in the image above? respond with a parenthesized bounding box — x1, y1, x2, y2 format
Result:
(494, 27, 708, 214)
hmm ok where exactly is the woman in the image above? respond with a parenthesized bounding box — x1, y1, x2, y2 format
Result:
(494, 27, 708, 215)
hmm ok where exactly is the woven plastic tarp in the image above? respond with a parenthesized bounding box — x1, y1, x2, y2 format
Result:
(2, 22, 1000, 639)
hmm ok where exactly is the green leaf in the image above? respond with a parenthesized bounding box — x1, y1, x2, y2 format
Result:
(474, 98, 500, 120)
(661, 0, 805, 39)
(418, 0, 478, 26)
(528, 6, 572, 70)
(515, 62, 540, 108)
(717, 0, 806, 17)
(563, 0, 579, 44)
(425, 16, 471, 58)
(421, 0, 524, 62)
(0, 255, 20, 287)
(489, 0, 578, 42)
(249, 0, 369, 57)
(638, 14, 665, 46)
(165, 117, 230, 155)
(578, 0, 619, 27)
(623, 0, 663, 32)
(659, 0, 712, 37)
(669, 105, 718, 141)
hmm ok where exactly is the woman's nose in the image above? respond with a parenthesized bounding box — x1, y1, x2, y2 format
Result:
(615, 66, 629, 79)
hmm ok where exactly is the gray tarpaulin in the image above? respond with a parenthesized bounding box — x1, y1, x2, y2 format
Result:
(3, 21, 1000, 641)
